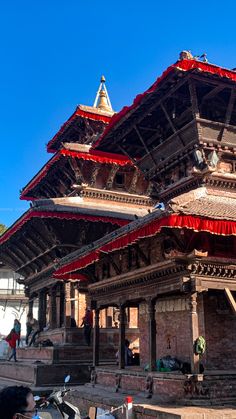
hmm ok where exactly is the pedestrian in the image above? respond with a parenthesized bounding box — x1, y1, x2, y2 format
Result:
(25, 314, 34, 345)
(14, 319, 21, 347)
(5, 328, 20, 362)
(81, 307, 93, 346)
(115, 339, 134, 366)
(0, 385, 36, 419)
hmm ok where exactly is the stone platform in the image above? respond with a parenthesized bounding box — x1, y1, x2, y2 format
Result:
(64, 383, 236, 419)
(93, 366, 236, 405)
(0, 344, 115, 387)
(16, 344, 115, 363)
(0, 359, 91, 386)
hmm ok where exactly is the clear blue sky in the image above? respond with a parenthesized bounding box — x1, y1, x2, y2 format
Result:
(1, 0, 236, 227)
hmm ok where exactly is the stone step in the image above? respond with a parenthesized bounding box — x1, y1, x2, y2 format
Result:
(16, 345, 116, 363)
(0, 360, 91, 386)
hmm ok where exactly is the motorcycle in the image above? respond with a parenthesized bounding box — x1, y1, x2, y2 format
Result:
(35, 375, 81, 419)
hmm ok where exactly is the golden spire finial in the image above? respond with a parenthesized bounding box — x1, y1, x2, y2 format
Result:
(93, 75, 113, 112)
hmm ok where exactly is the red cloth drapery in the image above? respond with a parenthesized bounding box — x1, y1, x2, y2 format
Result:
(93, 58, 236, 149)
(58, 273, 89, 281)
(21, 149, 132, 201)
(0, 211, 129, 245)
(60, 149, 132, 166)
(47, 108, 111, 153)
(53, 213, 236, 278)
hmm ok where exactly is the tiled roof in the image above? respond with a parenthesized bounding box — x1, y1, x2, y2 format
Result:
(170, 194, 236, 221)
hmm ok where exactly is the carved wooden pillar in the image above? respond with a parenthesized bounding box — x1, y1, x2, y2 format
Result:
(60, 284, 65, 327)
(49, 286, 57, 329)
(74, 287, 79, 326)
(93, 308, 100, 366)
(28, 298, 34, 317)
(38, 289, 47, 330)
(119, 304, 126, 369)
(189, 293, 200, 374)
(64, 282, 72, 328)
(55, 284, 61, 328)
(148, 299, 156, 371)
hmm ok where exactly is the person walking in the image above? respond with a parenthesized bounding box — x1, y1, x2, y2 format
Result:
(13, 319, 21, 347)
(5, 328, 20, 362)
(81, 307, 93, 346)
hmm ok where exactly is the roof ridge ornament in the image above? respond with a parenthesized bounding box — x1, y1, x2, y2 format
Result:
(179, 50, 208, 63)
(93, 75, 113, 112)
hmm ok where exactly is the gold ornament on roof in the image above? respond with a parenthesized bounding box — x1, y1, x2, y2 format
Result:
(93, 75, 113, 112)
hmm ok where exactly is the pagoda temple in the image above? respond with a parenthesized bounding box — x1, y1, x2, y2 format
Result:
(0, 78, 152, 386)
(53, 53, 236, 403)
(1, 53, 236, 404)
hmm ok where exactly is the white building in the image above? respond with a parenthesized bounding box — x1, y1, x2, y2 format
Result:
(0, 267, 28, 337)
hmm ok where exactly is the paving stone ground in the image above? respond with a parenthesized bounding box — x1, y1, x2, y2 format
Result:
(0, 378, 236, 418)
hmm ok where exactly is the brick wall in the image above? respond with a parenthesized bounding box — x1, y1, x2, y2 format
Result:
(204, 292, 236, 370)
(138, 297, 197, 367)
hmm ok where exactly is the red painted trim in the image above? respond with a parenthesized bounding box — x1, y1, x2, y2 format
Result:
(60, 149, 132, 166)
(0, 211, 129, 245)
(53, 213, 236, 277)
(47, 108, 111, 153)
(93, 59, 236, 149)
(21, 149, 132, 200)
(20, 153, 61, 199)
(21, 148, 132, 200)
(58, 273, 89, 281)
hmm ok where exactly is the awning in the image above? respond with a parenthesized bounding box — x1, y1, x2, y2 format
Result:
(53, 213, 236, 278)
(0, 210, 129, 245)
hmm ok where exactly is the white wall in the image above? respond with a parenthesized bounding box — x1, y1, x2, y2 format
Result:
(0, 268, 29, 337)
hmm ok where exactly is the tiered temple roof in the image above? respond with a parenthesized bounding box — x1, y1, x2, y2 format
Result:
(0, 76, 152, 286)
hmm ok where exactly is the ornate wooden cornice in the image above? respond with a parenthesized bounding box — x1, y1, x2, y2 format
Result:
(188, 259, 236, 279)
(89, 260, 187, 297)
(205, 175, 236, 190)
(80, 187, 153, 206)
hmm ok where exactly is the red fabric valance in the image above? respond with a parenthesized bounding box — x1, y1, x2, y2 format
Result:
(21, 148, 132, 201)
(60, 149, 132, 166)
(47, 108, 111, 153)
(93, 59, 236, 149)
(58, 273, 89, 281)
(53, 213, 236, 278)
(0, 211, 129, 245)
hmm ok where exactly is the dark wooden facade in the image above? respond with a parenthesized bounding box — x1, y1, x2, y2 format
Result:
(51, 55, 236, 402)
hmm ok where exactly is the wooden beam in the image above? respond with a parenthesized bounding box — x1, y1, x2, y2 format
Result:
(160, 102, 185, 146)
(201, 85, 224, 104)
(134, 125, 150, 154)
(220, 89, 236, 141)
(224, 287, 236, 315)
(134, 125, 157, 166)
(188, 79, 200, 118)
(136, 244, 150, 266)
(114, 77, 188, 147)
(139, 126, 159, 133)
(17, 245, 57, 271)
(107, 253, 121, 275)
